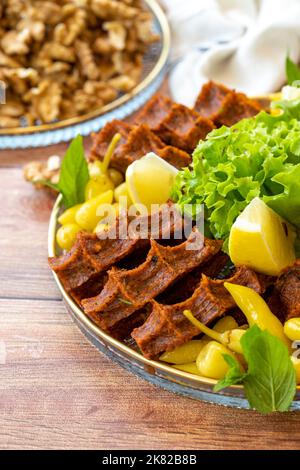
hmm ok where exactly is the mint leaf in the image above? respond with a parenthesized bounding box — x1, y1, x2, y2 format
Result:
(34, 179, 59, 192)
(213, 354, 246, 392)
(286, 55, 300, 86)
(214, 326, 296, 413)
(241, 326, 296, 414)
(58, 135, 89, 208)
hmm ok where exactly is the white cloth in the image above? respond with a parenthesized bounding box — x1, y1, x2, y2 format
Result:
(161, 0, 300, 106)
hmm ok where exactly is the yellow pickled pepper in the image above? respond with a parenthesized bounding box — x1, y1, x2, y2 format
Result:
(108, 168, 124, 187)
(173, 363, 202, 375)
(75, 189, 114, 231)
(56, 223, 82, 250)
(162, 316, 239, 372)
(183, 310, 245, 354)
(284, 318, 300, 341)
(85, 176, 114, 200)
(224, 283, 290, 348)
(160, 339, 208, 364)
(58, 204, 82, 225)
(196, 341, 236, 379)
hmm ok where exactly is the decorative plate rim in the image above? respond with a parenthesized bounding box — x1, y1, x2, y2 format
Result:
(0, 0, 170, 136)
(48, 195, 300, 401)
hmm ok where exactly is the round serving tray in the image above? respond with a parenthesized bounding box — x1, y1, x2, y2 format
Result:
(0, 0, 170, 150)
(48, 196, 300, 410)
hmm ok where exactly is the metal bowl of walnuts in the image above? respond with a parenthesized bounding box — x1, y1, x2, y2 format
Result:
(0, 0, 170, 149)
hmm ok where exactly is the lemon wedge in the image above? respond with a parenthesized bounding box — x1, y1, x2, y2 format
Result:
(229, 197, 296, 276)
(125, 152, 178, 211)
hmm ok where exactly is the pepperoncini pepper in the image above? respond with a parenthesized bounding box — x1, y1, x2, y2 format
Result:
(85, 133, 121, 200)
(284, 318, 300, 341)
(172, 362, 202, 375)
(196, 341, 236, 379)
(183, 310, 245, 354)
(224, 283, 290, 348)
(159, 339, 208, 364)
(58, 204, 82, 225)
(56, 223, 82, 250)
(160, 315, 239, 374)
(212, 316, 238, 333)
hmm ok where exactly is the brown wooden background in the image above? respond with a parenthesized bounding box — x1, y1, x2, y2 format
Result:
(1, 133, 300, 450)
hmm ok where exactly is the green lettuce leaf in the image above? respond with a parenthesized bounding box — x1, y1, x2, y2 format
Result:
(172, 109, 300, 251)
(272, 97, 300, 120)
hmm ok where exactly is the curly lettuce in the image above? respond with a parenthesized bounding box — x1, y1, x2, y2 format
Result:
(172, 104, 300, 252)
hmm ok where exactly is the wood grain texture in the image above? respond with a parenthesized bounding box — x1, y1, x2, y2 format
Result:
(1, 140, 300, 450)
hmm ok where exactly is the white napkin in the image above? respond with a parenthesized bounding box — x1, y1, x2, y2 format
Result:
(161, 0, 300, 106)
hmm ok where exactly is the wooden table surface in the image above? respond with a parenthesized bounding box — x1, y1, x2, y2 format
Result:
(1, 137, 300, 451)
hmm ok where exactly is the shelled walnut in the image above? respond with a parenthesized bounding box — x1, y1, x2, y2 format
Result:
(0, 0, 160, 128)
(23, 155, 61, 192)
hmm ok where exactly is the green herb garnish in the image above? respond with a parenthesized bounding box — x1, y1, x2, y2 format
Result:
(57, 135, 89, 208)
(42, 135, 89, 208)
(285, 55, 300, 86)
(214, 354, 247, 390)
(118, 297, 132, 306)
(214, 325, 296, 414)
